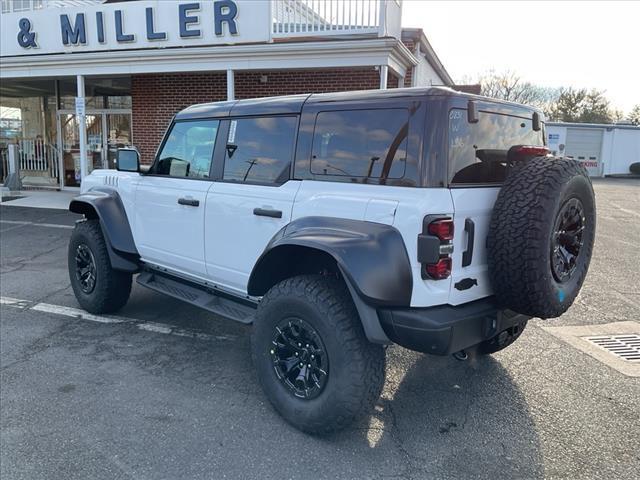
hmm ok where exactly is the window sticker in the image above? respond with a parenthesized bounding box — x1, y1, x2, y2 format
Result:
(228, 120, 237, 143)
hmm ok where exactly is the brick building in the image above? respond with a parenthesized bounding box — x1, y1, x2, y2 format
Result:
(1, 0, 454, 188)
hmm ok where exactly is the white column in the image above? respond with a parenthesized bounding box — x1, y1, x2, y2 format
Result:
(227, 69, 235, 101)
(379, 65, 388, 90)
(76, 75, 88, 183)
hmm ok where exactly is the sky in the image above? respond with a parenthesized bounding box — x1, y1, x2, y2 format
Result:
(402, 0, 640, 115)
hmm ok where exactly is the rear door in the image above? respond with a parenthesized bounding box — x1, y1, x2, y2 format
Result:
(204, 116, 300, 295)
(447, 106, 544, 305)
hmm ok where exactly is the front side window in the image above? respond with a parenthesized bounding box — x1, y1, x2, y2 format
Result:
(223, 116, 296, 184)
(310, 109, 408, 181)
(154, 120, 219, 178)
(448, 108, 544, 185)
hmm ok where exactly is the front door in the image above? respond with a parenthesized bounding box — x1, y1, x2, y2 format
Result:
(205, 116, 300, 294)
(59, 112, 104, 187)
(106, 113, 132, 169)
(57, 110, 132, 188)
(134, 119, 220, 279)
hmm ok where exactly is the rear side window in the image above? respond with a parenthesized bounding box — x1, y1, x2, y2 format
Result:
(310, 109, 408, 181)
(449, 109, 543, 185)
(154, 120, 219, 178)
(223, 116, 297, 185)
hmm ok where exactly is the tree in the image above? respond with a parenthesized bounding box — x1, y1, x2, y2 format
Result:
(547, 87, 617, 123)
(473, 70, 621, 124)
(628, 105, 640, 125)
(478, 70, 559, 110)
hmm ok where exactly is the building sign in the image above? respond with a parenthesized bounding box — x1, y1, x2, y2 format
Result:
(1, 0, 270, 57)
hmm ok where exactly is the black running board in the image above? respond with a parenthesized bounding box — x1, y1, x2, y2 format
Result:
(136, 271, 256, 324)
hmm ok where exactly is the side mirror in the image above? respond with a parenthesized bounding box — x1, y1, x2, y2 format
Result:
(116, 148, 140, 172)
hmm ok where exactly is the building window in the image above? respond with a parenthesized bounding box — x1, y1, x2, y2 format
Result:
(1, 0, 11, 13)
(310, 109, 408, 180)
(223, 116, 296, 185)
(12, 0, 31, 12)
(32, 0, 43, 9)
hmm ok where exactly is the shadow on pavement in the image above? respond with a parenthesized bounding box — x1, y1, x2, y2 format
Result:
(335, 350, 544, 479)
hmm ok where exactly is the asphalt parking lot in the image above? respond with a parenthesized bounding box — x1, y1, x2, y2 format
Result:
(1, 178, 639, 480)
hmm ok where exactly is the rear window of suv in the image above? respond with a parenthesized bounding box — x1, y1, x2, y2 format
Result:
(448, 108, 544, 185)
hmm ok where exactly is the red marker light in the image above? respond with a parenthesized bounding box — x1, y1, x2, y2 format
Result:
(428, 219, 454, 241)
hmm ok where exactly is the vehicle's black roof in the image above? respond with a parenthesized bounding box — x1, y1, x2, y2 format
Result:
(174, 86, 539, 120)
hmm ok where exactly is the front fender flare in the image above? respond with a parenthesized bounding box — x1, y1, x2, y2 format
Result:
(69, 188, 139, 272)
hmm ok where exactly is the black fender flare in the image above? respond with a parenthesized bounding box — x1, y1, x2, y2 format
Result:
(248, 217, 414, 344)
(69, 188, 139, 272)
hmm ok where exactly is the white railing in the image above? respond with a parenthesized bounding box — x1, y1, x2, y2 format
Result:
(272, 0, 401, 38)
(18, 138, 60, 179)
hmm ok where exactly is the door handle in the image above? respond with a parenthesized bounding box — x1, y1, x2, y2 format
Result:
(178, 197, 199, 207)
(462, 218, 475, 267)
(253, 208, 282, 219)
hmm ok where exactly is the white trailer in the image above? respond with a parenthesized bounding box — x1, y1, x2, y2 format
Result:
(546, 122, 640, 177)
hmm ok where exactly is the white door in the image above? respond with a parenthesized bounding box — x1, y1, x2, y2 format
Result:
(565, 128, 604, 177)
(134, 119, 220, 279)
(205, 116, 299, 294)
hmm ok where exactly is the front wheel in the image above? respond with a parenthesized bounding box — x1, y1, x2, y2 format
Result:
(251, 275, 385, 435)
(68, 219, 132, 314)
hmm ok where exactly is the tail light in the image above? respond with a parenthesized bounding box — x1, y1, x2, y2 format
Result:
(418, 216, 454, 280)
(508, 145, 550, 163)
(426, 257, 452, 280)
(427, 218, 454, 241)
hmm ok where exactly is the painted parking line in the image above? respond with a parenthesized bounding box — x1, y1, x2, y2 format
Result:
(31, 303, 129, 324)
(0, 220, 74, 230)
(1, 296, 236, 342)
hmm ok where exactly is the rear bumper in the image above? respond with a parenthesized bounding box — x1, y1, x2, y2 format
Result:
(378, 298, 530, 355)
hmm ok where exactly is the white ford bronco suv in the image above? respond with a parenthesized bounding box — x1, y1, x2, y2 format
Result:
(68, 87, 595, 434)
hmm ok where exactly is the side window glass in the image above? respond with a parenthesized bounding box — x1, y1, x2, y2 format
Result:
(310, 109, 408, 180)
(155, 120, 219, 178)
(223, 116, 297, 184)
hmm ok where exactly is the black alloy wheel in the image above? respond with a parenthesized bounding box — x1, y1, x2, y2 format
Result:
(68, 220, 132, 314)
(271, 317, 329, 400)
(75, 244, 97, 294)
(550, 197, 586, 283)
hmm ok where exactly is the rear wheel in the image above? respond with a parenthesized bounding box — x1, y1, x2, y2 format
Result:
(251, 275, 385, 435)
(68, 220, 132, 314)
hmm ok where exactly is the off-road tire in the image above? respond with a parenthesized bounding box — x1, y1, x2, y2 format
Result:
(476, 320, 528, 355)
(251, 274, 385, 435)
(68, 220, 132, 314)
(488, 157, 595, 319)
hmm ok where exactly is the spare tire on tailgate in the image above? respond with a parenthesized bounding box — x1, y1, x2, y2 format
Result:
(487, 156, 596, 319)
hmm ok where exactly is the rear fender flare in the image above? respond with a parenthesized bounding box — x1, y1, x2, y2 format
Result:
(248, 217, 414, 343)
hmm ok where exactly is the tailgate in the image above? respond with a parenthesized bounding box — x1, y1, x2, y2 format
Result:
(448, 187, 500, 305)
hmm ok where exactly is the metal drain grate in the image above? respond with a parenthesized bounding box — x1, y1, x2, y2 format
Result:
(584, 334, 640, 363)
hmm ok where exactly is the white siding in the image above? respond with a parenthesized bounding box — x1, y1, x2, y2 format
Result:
(413, 55, 445, 87)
